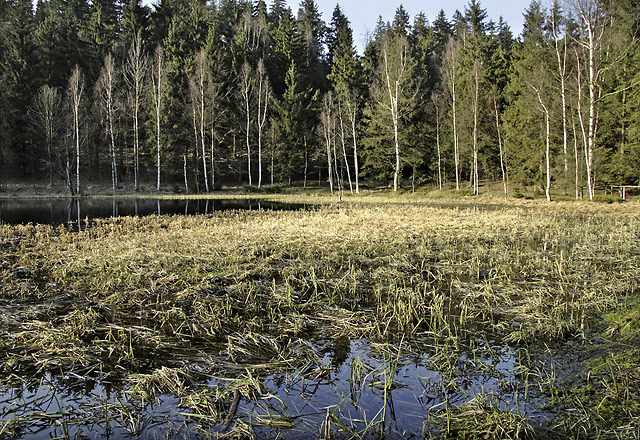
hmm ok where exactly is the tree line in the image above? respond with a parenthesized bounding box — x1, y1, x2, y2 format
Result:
(1, 0, 638, 199)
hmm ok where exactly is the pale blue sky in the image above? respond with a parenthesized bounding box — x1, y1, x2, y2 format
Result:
(292, 0, 532, 51)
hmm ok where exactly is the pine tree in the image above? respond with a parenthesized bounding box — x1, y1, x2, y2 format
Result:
(273, 60, 317, 183)
(0, 0, 38, 177)
(504, 0, 554, 193)
(432, 9, 452, 58)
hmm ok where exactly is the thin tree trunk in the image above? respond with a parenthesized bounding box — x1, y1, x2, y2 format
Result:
(211, 124, 215, 190)
(133, 97, 139, 192)
(552, 13, 569, 195)
(436, 111, 442, 191)
(125, 36, 148, 193)
(561, 74, 568, 194)
(245, 95, 251, 186)
(191, 101, 201, 194)
(155, 57, 162, 192)
(538, 94, 552, 202)
(69, 67, 83, 196)
(530, 82, 552, 201)
(200, 72, 209, 193)
(472, 64, 480, 196)
(47, 139, 53, 187)
(65, 142, 72, 194)
(75, 100, 80, 195)
(257, 125, 263, 188)
(572, 114, 580, 199)
(256, 60, 269, 189)
(326, 127, 333, 193)
(183, 153, 189, 194)
(383, 49, 402, 192)
(452, 80, 460, 191)
(108, 99, 117, 193)
(493, 93, 507, 197)
(270, 125, 275, 186)
(337, 101, 353, 193)
(192, 101, 199, 192)
(586, 25, 596, 201)
(322, 95, 334, 193)
(349, 107, 359, 194)
(333, 122, 342, 197)
(576, 50, 591, 200)
(303, 139, 308, 188)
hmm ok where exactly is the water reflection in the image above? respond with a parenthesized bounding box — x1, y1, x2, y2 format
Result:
(0, 333, 561, 440)
(0, 198, 309, 229)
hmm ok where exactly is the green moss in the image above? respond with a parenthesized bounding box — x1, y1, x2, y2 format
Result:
(605, 296, 640, 336)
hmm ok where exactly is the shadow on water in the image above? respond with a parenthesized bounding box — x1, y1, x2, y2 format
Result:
(0, 198, 308, 230)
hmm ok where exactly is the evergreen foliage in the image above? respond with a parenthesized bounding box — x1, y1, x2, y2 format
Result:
(0, 0, 638, 197)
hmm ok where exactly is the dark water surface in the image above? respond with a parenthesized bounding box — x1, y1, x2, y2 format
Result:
(0, 333, 561, 440)
(0, 198, 307, 228)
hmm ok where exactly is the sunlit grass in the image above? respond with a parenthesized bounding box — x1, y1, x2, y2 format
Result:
(1, 199, 640, 437)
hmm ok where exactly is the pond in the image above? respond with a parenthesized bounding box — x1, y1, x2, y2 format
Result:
(0, 197, 307, 229)
(0, 312, 562, 439)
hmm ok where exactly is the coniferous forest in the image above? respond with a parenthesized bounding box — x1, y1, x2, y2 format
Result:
(1, 0, 639, 199)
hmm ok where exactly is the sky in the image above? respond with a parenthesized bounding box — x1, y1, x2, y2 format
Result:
(290, 0, 532, 52)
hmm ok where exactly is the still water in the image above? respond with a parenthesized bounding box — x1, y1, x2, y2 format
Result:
(0, 198, 306, 229)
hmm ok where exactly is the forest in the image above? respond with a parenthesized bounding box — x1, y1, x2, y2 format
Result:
(1, 0, 639, 200)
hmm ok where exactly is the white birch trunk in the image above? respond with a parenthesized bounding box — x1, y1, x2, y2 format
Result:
(337, 100, 353, 193)
(152, 47, 164, 192)
(125, 34, 148, 193)
(383, 49, 401, 192)
(256, 60, 270, 189)
(436, 108, 442, 191)
(183, 153, 189, 194)
(200, 67, 209, 192)
(472, 63, 480, 196)
(552, 12, 569, 194)
(493, 92, 507, 197)
(348, 101, 360, 194)
(575, 49, 591, 200)
(69, 67, 83, 195)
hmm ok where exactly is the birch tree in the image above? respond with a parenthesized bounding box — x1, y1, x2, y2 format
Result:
(32, 85, 61, 188)
(572, 0, 609, 200)
(551, 1, 570, 194)
(491, 86, 508, 197)
(68, 66, 83, 195)
(320, 92, 335, 193)
(530, 79, 552, 202)
(96, 53, 119, 193)
(336, 95, 353, 193)
(124, 32, 148, 192)
(239, 61, 253, 186)
(432, 91, 447, 191)
(442, 37, 461, 191)
(373, 33, 415, 192)
(150, 46, 166, 192)
(255, 59, 270, 188)
(189, 49, 210, 192)
(470, 59, 482, 196)
(342, 88, 360, 193)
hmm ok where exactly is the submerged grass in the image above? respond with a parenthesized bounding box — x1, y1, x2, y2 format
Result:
(1, 199, 640, 437)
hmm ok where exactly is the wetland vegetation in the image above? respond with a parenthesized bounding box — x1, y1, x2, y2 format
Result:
(1, 193, 639, 438)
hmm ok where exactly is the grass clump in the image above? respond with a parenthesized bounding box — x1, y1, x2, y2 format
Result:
(436, 395, 536, 439)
